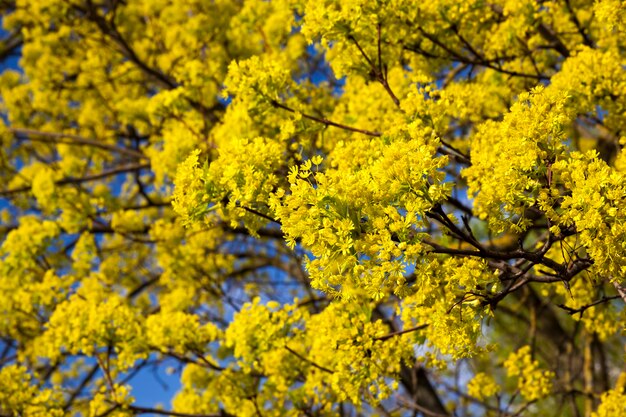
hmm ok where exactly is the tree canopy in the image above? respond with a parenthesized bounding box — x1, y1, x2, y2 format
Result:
(0, 0, 625, 416)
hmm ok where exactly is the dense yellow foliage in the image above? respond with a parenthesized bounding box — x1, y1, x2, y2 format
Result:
(0, 0, 625, 416)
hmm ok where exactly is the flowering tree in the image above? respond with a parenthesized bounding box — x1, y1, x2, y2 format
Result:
(0, 0, 625, 416)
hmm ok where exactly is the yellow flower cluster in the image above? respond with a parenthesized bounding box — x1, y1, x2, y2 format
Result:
(88, 384, 134, 417)
(111, 210, 148, 233)
(223, 56, 293, 111)
(7, 161, 93, 232)
(0, 365, 65, 417)
(220, 297, 411, 408)
(0, 217, 65, 340)
(2, 0, 626, 415)
(401, 257, 497, 359)
(271, 128, 448, 298)
(594, 0, 626, 31)
(204, 137, 284, 231)
(551, 47, 626, 137)
(225, 298, 305, 374)
(71, 233, 97, 277)
(302, 0, 389, 78)
(172, 150, 208, 225)
(553, 152, 626, 279)
(146, 310, 221, 355)
(150, 219, 235, 312)
(467, 372, 500, 400)
(305, 300, 412, 404)
(34, 277, 146, 371)
(146, 118, 203, 186)
(504, 346, 554, 401)
(592, 386, 626, 417)
(464, 85, 572, 233)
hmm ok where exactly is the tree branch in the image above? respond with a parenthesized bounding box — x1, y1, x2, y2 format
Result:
(374, 324, 428, 342)
(129, 406, 230, 417)
(270, 99, 382, 137)
(0, 163, 150, 196)
(557, 295, 620, 317)
(284, 345, 335, 374)
(10, 127, 146, 159)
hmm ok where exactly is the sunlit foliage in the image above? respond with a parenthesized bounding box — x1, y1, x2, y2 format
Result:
(0, 0, 625, 416)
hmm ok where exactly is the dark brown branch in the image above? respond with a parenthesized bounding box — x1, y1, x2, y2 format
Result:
(77, 1, 220, 121)
(439, 139, 471, 164)
(10, 127, 146, 159)
(58, 164, 149, 185)
(81, 4, 177, 89)
(129, 406, 229, 417)
(0, 163, 150, 196)
(557, 295, 620, 317)
(272, 99, 471, 168)
(535, 22, 570, 58)
(564, 0, 594, 48)
(284, 345, 335, 374)
(449, 23, 482, 60)
(0, 29, 22, 63)
(270, 99, 382, 137)
(348, 33, 400, 107)
(445, 196, 473, 217)
(64, 364, 99, 411)
(127, 275, 161, 299)
(374, 324, 428, 342)
(406, 27, 549, 81)
(398, 367, 451, 417)
(490, 3, 570, 58)
(238, 204, 280, 224)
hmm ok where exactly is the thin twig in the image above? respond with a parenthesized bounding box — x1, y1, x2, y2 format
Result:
(270, 99, 382, 137)
(9, 127, 146, 159)
(0, 163, 150, 196)
(284, 345, 335, 374)
(129, 406, 226, 417)
(557, 295, 620, 317)
(374, 324, 428, 341)
(348, 32, 400, 107)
